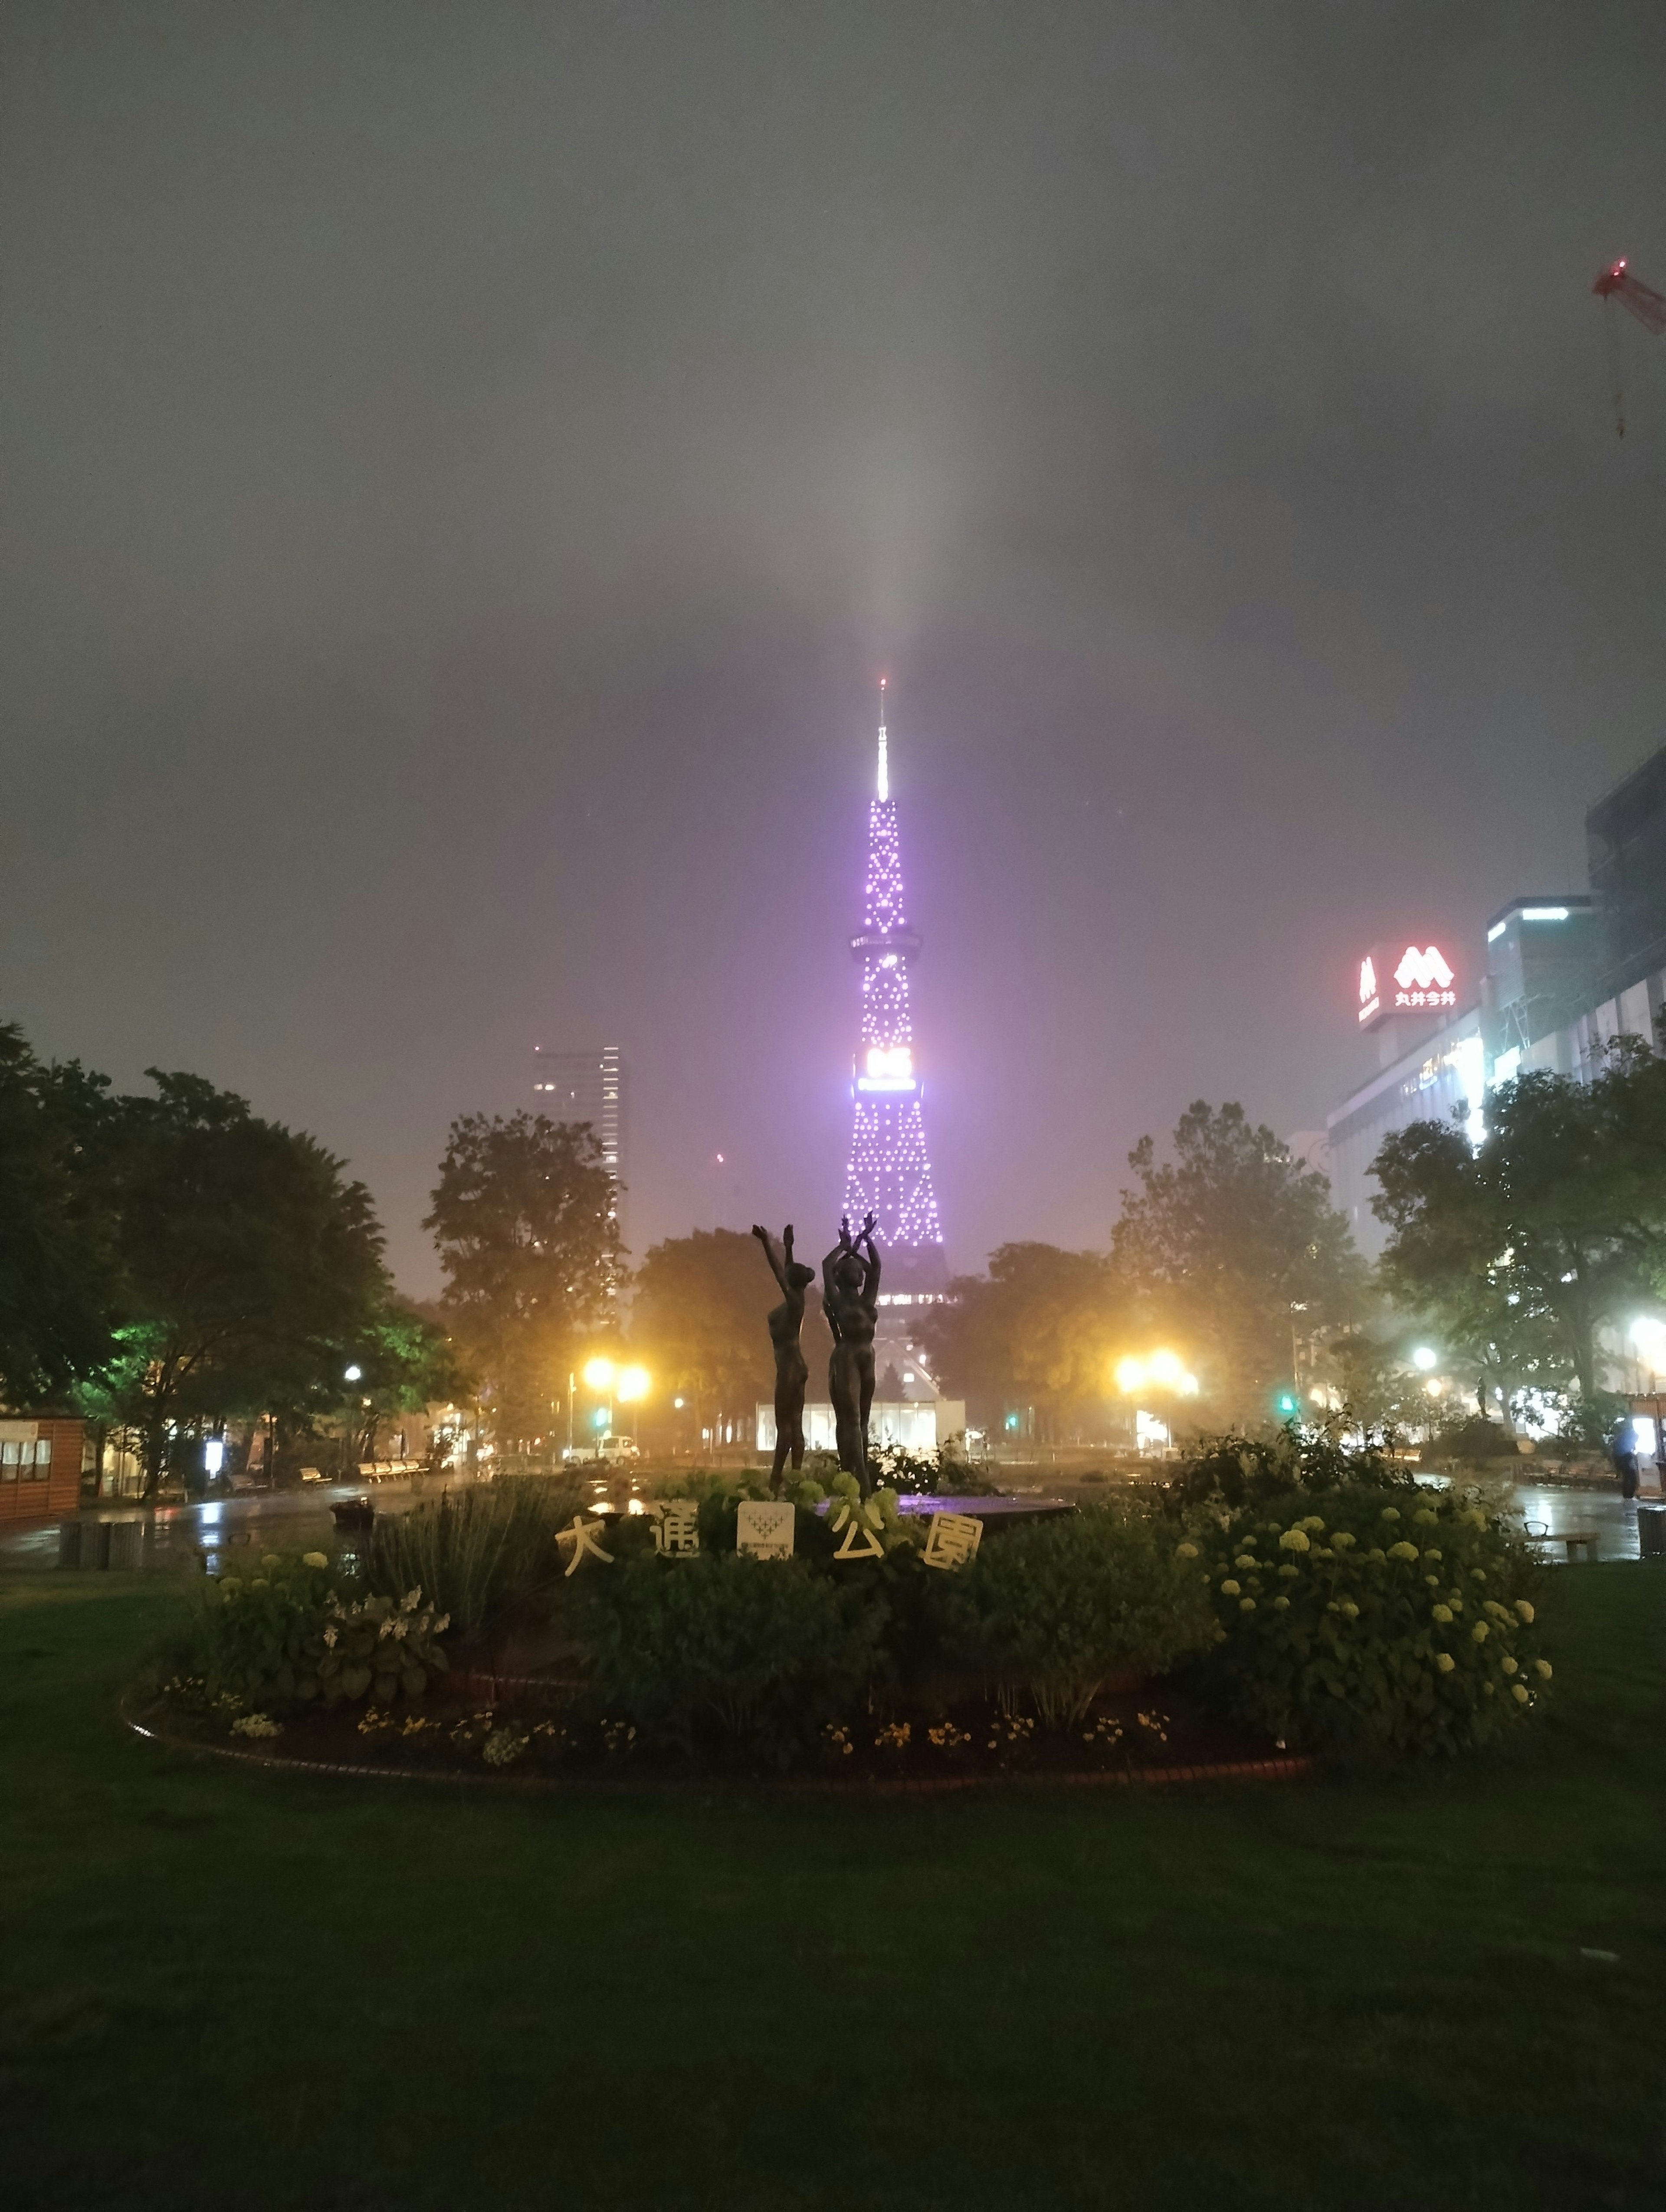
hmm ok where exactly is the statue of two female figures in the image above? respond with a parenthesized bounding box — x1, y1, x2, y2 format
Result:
(751, 1223, 818, 1495)
(753, 1212, 882, 1497)
(823, 1213, 881, 1497)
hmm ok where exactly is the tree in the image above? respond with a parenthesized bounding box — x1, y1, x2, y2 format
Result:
(79, 1071, 392, 1494)
(338, 1301, 475, 1465)
(1110, 1102, 1364, 1425)
(0, 1024, 118, 1406)
(631, 1228, 826, 1442)
(1373, 1043, 1666, 1419)
(920, 1243, 1120, 1440)
(424, 1113, 623, 1442)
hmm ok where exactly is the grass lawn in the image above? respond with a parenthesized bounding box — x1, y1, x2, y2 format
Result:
(3, 1565, 1665, 2212)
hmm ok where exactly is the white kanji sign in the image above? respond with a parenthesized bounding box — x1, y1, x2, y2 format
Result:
(558, 1512, 616, 1577)
(921, 1512, 984, 1571)
(830, 1499, 884, 1561)
(649, 1499, 700, 1557)
(736, 1500, 796, 1560)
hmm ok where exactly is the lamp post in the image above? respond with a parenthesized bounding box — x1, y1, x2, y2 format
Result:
(342, 1364, 362, 1477)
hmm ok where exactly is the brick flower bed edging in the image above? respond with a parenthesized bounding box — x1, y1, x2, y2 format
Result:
(121, 1697, 1313, 1798)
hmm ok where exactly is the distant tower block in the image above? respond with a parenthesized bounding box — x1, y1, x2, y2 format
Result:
(842, 683, 946, 1299)
(532, 1045, 625, 1208)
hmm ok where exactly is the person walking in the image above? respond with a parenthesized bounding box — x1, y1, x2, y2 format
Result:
(1611, 1414, 1640, 1501)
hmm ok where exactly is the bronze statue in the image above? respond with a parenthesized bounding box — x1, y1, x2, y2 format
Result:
(752, 1222, 817, 1495)
(823, 1212, 881, 1495)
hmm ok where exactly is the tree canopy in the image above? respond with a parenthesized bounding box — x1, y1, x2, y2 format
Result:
(1, 1023, 400, 1492)
(631, 1227, 827, 1437)
(424, 1112, 623, 1441)
(1373, 1042, 1666, 1423)
(81, 1070, 393, 1491)
(1111, 1101, 1364, 1424)
(920, 1243, 1119, 1439)
(0, 1024, 117, 1407)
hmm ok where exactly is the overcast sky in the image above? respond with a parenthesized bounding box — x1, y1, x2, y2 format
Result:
(5, 0, 1666, 1292)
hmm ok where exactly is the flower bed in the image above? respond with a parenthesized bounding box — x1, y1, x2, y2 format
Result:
(125, 1677, 1305, 1791)
(134, 1452, 1551, 1786)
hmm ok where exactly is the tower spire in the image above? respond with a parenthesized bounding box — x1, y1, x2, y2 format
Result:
(843, 681, 945, 1289)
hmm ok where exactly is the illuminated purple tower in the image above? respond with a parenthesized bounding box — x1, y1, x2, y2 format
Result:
(842, 682, 946, 1292)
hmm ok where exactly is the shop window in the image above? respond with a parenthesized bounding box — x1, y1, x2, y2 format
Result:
(1, 1437, 52, 1482)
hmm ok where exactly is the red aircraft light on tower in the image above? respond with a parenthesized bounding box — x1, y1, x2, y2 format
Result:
(1594, 258, 1666, 436)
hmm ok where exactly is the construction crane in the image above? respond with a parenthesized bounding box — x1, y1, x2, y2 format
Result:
(1594, 259, 1666, 436)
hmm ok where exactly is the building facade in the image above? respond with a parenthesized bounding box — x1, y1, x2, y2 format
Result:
(1322, 743, 1666, 1255)
(531, 1044, 625, 1197)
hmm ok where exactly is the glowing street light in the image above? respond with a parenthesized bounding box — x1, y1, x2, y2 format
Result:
(582, 1356, 617, 1392)
(344, 1364, 362, 1384)
(1411, 1347, 1438, 1372)
(1114, 1352, 1200, 1397)
(616, 1365, 650, 1404)
(1630, 1317, 1666, 1374)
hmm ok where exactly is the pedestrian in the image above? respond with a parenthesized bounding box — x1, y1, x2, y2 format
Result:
(1611, 1414, 1640, 1501)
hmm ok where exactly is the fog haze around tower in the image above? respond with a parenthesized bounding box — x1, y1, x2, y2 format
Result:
(4, 4, 1666, 1292)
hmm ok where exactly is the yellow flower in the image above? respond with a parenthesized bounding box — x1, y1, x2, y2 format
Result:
(1387, 1541, 1418, 1562)
(1514, 1600, 1535, 1625)
(1431, 1603, 1453, 1623)
(1331, 1532, 1356, 1550)
(1339, 1600, 1359, 1619)
(1234, 1554, 1256, 1571)
(1379, 1507, 1401, 1522)
(1436, 1652, 1455, 1674)
(1472, 1621, 1489, 1643)
(1422, 1548, 1442, 1563)
(302, 1551, 329, 1570)
(1512, 1682, 1529, 1704)
(1273, 1595, 1290, 1611)
(1501, 1655, 1518, 1676)
(1279, 1529, 1310, 1554)
(1425, 1574, 1440, 1588)
(1278, 1564, 1299, 1579)
(1220, 1579, 1241, 1597)
(1367, 1548, 1387, 1564)
(1175, 1541, 1199, 1560)
(1239, 1597, 1256, 1612)
(1534, 1659, 1552, 1680)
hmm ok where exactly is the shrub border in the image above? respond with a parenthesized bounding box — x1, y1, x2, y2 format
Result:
(121, 1695, 1313, 1797)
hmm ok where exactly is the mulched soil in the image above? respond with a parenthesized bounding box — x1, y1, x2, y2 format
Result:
(130, 1677, 1308, 1793)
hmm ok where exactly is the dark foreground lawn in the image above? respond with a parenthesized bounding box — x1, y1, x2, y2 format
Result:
(3, 1569, 1664, 2212)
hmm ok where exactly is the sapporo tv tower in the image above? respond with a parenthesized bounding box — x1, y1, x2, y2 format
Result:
(841, 680, 947, 1296)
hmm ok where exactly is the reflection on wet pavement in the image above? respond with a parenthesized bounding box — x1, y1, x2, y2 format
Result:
(3, 1472, 1661, 1573)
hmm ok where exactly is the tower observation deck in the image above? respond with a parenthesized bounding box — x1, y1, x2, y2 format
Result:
(842, 682, 946, 1296)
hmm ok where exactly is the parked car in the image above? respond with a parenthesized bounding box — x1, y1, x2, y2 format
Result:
(561, 1433, 640, 1466)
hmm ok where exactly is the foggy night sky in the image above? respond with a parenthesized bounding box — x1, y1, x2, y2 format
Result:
(6, 1, 1666, 1294)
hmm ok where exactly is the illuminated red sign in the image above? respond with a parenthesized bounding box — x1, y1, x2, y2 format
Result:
(1358, 943, 1458, 1029)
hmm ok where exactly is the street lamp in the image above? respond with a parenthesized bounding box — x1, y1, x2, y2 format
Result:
(1411, 1347, 1438, 1372)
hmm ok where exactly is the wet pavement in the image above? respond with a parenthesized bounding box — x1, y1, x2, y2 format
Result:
(2, 1472, 1659, 1574)
(0, 1473, 458, 1576)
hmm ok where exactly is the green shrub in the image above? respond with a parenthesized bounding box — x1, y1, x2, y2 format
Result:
(584, 1551, 888, 1761)
(1172, 1422, 1408, 1509)
(1184, 1485, 1549, 1757)
(930, 1503, 1217, 1726)
(178, 1551, 449, 1710)
(365, 1476, 584, 1643)
(314, 1588, 449, 1706)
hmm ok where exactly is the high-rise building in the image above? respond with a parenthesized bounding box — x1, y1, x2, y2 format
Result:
(531, 1044, 625, 1195)
(842, 683, 946, 1297)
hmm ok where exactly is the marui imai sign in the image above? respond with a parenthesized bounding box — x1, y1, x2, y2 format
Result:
(1357, 942, 1457, 1029)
